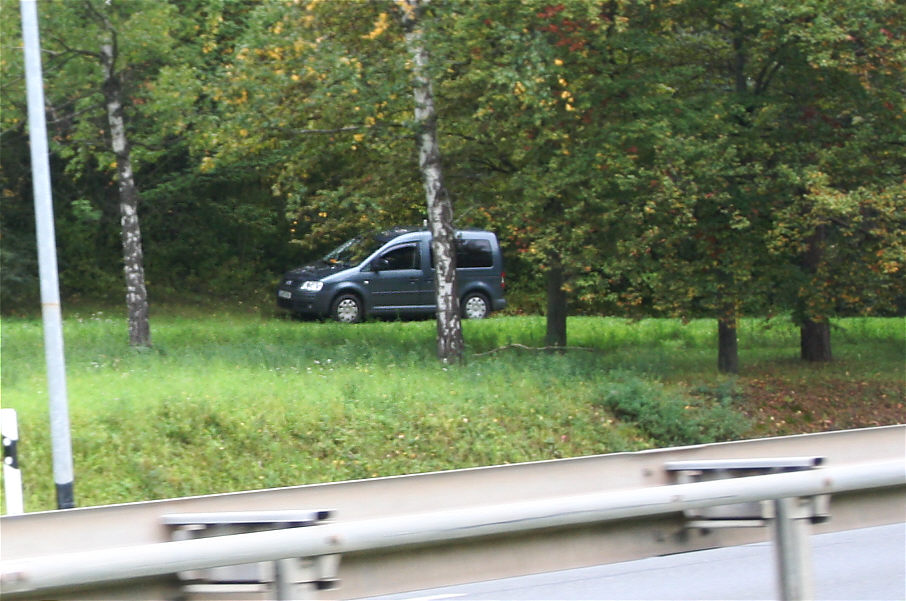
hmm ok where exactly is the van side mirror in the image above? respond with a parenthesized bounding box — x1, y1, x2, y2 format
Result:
(372, 257, 390, 272)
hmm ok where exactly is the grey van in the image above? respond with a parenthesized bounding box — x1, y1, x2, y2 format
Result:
(276, 227, 506, 323)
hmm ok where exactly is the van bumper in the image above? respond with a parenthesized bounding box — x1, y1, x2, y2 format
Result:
(276, 289, 332, 317)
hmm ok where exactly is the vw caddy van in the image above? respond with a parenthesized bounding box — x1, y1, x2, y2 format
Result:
(276, 227, 506, 323)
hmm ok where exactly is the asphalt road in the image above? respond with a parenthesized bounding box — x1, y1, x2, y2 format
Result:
(363, 523, 905, 600)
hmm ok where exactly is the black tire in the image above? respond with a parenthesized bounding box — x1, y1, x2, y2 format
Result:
(461, 292, 490, 319)
(331, 293, 363, 323)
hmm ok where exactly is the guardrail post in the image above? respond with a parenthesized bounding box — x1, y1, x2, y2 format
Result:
(772, 496, 815, 601)
(665, 457, 829, 601)
(2, 409, 24, 515)
(273, 557, 293, 601)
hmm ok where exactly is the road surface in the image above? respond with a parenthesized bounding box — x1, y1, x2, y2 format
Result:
(363, 523, 905, 600)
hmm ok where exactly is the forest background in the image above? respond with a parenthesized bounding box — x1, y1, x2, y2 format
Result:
(1, 0, 904, 369)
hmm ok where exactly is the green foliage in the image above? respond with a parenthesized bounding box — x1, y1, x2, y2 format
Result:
(1, 0, 902, 338)
(193, 0, 425, 256)
(593, 374, 749, 448)
(0, 126, 39, 309)
(430, 0, 673, 310)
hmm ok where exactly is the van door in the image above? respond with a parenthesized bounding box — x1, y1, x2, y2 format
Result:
(414, 237, 436, 309)
(368, 243, 424, 310)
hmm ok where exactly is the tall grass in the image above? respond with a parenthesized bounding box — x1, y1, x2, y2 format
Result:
(1, 312, 902, 511)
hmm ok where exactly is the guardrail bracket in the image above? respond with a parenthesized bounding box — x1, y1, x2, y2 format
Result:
(161, 510, 336, 600)
(665, 457, 829, 601)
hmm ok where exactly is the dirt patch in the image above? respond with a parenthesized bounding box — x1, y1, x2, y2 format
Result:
(740, 376, 905, 437)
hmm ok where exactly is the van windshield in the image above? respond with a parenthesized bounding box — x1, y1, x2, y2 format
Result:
(323, 234, 384, 266)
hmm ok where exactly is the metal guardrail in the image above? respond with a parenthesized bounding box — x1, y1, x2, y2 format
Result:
(1, 426, 904, 600)
(2, 459, 904, 599)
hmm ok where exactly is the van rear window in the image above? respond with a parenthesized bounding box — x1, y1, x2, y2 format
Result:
(431, 239, 493, 268)
(457, 239, 493, 268)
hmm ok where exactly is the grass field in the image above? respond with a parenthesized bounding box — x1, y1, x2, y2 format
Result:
(1, 310, 903, 512)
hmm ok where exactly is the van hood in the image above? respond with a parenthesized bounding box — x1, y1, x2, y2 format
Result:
(283, 262, 350, 282)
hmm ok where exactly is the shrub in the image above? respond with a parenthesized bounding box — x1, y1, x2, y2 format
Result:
(593, 374, 750, 447)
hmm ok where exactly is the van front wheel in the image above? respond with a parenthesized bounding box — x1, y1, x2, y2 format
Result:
(331, 293, 363, 323)
(461, 292, 490, 319)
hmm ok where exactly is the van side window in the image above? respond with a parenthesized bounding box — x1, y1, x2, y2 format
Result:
(379, 244, 419, 270)
(430, 239, 493, 269)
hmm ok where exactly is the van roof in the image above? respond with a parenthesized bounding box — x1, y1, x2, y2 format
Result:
(376, 226, 492, 242)
(374, 226, 425, 243)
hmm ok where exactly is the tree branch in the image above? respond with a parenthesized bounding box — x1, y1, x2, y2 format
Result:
(275, 121, 408, 137)
(45, 33, 100, 60)
(473, 343, 600, 357)
(46, 99, 104, 126)
(753, 41, 792, 95)
(291, 125, 364, 135)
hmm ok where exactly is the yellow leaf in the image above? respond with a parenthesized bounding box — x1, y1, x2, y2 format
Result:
(363, 12, 390, 40)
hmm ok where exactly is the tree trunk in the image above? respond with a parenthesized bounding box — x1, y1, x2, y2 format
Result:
(798, 224, 832, 362)
(545, 253, 567, 349)
(400, 0, 462, 363)
(717, 314, 739, 374)
(800, 319, 832, 362)
(101, 41, 150, 347)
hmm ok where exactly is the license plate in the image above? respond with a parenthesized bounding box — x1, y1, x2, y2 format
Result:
(278, 290, 292, 299)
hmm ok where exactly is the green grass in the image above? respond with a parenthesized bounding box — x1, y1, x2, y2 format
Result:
(1, 311, 902, 512)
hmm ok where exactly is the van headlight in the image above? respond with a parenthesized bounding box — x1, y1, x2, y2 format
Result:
(300, 281, 324, 292)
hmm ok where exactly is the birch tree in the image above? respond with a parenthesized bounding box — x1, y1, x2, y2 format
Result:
(398, 0, 462, 363)
(96, 6, 149, 347)
(14, 0, 177, 346)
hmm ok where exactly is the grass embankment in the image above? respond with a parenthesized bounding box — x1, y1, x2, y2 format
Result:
(1, 311, 902, 512)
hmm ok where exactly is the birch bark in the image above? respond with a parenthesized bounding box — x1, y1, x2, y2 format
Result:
(100, 38, 150, 347)
(399, 0, 463, 363)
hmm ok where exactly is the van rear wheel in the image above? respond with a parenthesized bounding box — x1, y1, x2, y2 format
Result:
(461, 292, 490, 319)
(331, 293, 363, 323)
